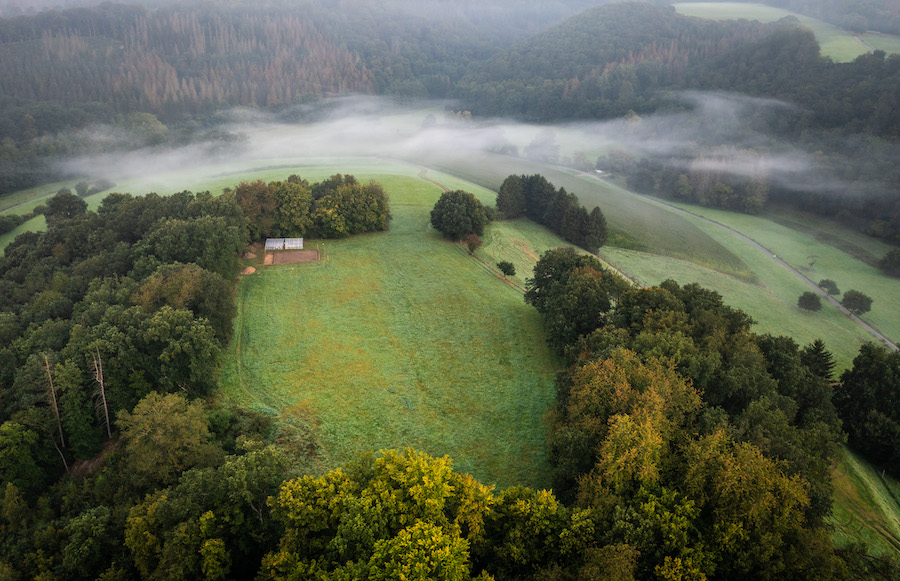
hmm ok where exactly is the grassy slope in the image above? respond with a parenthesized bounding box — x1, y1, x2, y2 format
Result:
(673, 2, 872, 62)
(860, 33, 900, 55)
(831, 446, 900, 557)
(219, 165, 560, 489)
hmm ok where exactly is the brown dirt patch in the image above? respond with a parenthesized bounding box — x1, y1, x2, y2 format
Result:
(512, 238, 539, 261)
(241, 266, 256, 275)
(242, 251, 257, 259)
(267, 250, 319, 265)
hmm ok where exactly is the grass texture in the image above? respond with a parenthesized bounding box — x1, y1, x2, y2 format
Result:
(831, 446, 900, 557)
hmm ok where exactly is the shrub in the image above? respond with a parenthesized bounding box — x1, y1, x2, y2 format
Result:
(797, 291, 822, 311)
(818, 279, 840, 295)
(497, 261, 516, 277)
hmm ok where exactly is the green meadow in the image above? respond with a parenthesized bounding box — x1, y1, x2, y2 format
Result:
(219, 165, 560, 489)
(860, 33, 900, 55)
(674, 2, 874, 62)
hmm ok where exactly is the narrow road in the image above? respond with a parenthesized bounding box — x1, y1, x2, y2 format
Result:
(853, 35, 876, 52)
(578, 172, 898, 352)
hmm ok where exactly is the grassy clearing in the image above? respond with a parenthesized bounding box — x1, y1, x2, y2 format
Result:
(674, 2, 869, 62)
(220, 168, 559, 489)
(0, 179, 74, 213)
(0, 215, 46, 252)
(831, 446, 900, 556)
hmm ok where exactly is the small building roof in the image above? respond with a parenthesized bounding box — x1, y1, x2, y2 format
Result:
(265, 238, 304, 251)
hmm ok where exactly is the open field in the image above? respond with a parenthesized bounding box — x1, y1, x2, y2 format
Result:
(860, 32, 900, 55)
(662, 202, 900, 357)
(220, 166, 559, 489)
(831, 446, 900, 557)
(4, 150, 895, 372)
(674, 2, 873, 62)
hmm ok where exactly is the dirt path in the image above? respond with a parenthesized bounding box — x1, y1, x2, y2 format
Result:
(417, 169, 450, 192)
(578, 173, 898, 352)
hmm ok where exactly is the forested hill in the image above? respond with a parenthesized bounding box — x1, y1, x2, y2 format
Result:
(0, 4, 373, 121)
(455, 2, 900, 139)
(454, 2, 775, 120)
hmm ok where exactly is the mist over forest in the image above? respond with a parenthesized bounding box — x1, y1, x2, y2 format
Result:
(2, 1, 900, 580)
(1, 0, 898, 238)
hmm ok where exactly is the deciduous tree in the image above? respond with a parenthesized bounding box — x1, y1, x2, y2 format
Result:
(798, 291, 822, 311)
(116, 391, 221, 486)
(430, 190, 488, 240)
(841, 289, 873, 315)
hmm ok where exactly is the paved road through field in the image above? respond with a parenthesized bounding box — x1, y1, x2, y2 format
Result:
(579, 172, 899, 352)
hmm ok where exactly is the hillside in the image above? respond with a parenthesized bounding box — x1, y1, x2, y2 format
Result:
(219, 165, 562, 488)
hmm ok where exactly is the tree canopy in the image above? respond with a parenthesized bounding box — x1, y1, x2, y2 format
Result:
(430, 190, 489, 240)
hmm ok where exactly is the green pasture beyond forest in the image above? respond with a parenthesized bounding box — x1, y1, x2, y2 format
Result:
(674, 2, 883, 62)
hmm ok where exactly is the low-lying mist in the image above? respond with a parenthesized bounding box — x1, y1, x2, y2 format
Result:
(54, 93, 895, 198)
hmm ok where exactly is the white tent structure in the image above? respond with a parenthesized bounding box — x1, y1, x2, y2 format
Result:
(265, 238, 304, 251)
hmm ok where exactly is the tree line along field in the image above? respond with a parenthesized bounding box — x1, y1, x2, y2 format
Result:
(673, 2, 888, 62)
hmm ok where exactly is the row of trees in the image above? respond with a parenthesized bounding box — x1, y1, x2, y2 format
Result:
(497, 174, 608, 253)
(835, 344, 900, 477)
(232, 174, 391, 241)
(798, 288, 873, 314)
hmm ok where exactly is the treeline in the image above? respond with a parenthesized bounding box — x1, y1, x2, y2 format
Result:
(0, 4, 372, 121)
(497, 174, 607, 253)
(523, 246, 896, 578)
(232, 173, 391, 241)
(835, 344, 900, 479)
